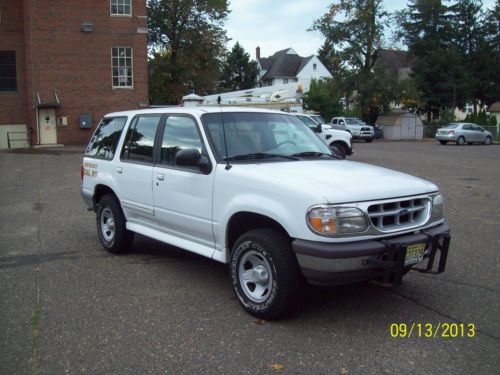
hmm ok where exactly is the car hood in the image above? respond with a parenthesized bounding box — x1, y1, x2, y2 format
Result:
(242, 160, 438, 203)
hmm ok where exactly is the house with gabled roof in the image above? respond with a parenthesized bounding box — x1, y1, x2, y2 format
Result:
(256, 47, 332, 87)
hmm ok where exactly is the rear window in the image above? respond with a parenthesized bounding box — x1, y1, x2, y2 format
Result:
(443, 124, 459, 129)
(85, 117, 127, 160)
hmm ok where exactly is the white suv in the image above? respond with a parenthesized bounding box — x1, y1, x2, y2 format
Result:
(292, 113, 353, 158)
(81, 107, 450, 319)
(331, 117, 375, 142)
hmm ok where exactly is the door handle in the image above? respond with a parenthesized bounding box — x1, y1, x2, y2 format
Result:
(156, 173, 165, 181)
(116, 167, 123, 174)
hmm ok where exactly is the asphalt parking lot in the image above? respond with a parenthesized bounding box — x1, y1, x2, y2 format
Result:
(1, 141, 499, 375)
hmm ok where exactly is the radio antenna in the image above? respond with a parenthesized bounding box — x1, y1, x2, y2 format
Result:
(218, 96, 232, 170)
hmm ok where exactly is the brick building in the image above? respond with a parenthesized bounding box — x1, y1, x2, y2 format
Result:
(0, 0, 149, 148)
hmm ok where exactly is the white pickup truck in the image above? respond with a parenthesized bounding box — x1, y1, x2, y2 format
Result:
(81, 107, 450, 319)
(292, 113, 353, 158)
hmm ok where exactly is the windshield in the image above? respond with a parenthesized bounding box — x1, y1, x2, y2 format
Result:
(201, 112, 331, 161)
(296, 115, 317, 128)
(309, 115, 325, 124)
(345, 118, 364, 125)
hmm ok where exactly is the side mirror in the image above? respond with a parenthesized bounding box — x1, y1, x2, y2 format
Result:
(175, 148, 211, 173)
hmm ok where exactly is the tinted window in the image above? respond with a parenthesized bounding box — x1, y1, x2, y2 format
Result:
(0, 51, 17, 91)
(85, 117, 127, 160)
(332, 119, 338, 124)
(160, 116, 203, 166)
(122, 115, 161, 163)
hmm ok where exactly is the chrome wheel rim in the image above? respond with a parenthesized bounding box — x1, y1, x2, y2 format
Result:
(100, 208, 115, 242)
(238, 249, 273, 303)
(485, 137, 491, 145)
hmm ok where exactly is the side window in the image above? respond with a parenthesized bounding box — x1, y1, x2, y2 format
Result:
(85, 117, 127, 160)
(339, 119, 345, 125)
(122, 115, 161, 163)
(332, 119, 338, 124)
(462, 124, 471, 131)
(160, 116, 203, 167)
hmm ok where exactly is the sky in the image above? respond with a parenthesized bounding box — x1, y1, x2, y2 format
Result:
(225, 0, 497, 59)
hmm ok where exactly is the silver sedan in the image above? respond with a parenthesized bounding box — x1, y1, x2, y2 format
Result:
(435, 123, 493, 145)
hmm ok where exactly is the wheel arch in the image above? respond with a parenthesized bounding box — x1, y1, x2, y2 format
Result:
(93, 184, 119, 210)
(226, 211, 291, 257)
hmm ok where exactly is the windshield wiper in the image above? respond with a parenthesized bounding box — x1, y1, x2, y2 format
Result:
(291, 151, 341, 159)
(224, 153, 299, 161)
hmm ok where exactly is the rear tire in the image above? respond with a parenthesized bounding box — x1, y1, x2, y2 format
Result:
(96, 194, 134, 253)
(230, 229, 300, 320)
(484, 136, 492, 145)
(456, 136, 465, 146)
(439, 140, 448, 145)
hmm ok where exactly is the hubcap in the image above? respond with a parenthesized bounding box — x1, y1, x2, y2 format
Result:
(100, 207, 115, 242)
(238, 249, 273, 303)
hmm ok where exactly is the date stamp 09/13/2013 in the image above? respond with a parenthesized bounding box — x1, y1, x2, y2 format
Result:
(390, 323, 476, 338)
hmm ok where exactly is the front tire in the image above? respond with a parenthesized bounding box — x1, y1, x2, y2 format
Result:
(484, 136, 492, 145)
(230, 229, 300, 320)
(331, 142, 347, 159)
(456, 136, 465, 145)
(96, 194, 134, 253)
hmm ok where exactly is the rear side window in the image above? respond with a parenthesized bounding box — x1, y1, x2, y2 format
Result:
(85, 117, 127, 160)
(121, 115, 161, 163)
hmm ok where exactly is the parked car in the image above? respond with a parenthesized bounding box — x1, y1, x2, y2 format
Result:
(331, 117, 375, 142)
(435, 123, 493, 145)
(82, 107, 450, 320)
(292, 113, 353, 158)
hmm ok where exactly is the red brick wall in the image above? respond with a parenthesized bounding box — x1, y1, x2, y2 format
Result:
(0, 0, 28, 126)
(3, 0, 149, 145)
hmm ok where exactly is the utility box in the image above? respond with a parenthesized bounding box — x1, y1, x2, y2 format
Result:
(80, 114, 92, 129)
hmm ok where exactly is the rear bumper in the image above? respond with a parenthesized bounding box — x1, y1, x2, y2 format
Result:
(435, 134, 457, 142)
(292, 222, 450, 286)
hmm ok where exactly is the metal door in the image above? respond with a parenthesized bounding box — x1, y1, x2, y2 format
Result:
(39, 109, 57, 144)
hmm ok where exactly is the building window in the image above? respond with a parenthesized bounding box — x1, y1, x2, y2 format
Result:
(313, 63, 317, 71)
(0, 51, 17, 91)
(112, 47, 133, 88)
(110, 0, 131, 16)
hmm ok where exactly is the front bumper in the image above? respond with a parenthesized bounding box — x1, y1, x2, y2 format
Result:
(292, 222, 450, 286)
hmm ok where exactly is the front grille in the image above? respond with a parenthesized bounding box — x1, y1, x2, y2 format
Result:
(367, 198, 430, 232)
(361, 127, 372, 132)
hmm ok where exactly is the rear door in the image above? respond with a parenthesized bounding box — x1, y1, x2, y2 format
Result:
(152, 114, 216, 253)
(116, 114, 162, 226)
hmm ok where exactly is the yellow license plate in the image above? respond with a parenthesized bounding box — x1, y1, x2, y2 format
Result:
(405, 243, 426, 266)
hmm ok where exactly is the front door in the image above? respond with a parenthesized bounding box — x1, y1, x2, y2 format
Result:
(39, 109, 57, 144)
(152, 114, 215, 255)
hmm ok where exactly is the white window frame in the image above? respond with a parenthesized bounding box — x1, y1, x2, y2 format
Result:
(110, 0, 132, 16)
(111, 47, 134, 89)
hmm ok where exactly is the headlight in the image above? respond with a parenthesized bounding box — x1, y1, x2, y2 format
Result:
(307, 206, 368, 236)
(430, 194, 444, 221)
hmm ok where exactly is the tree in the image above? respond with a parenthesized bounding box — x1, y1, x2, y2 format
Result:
(311, 0, 388, 121)
(219, 42, 258, 92)
(147, 0, 229, 104)
(395, 0, 467, 121)
(302, 79, 343, 121)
